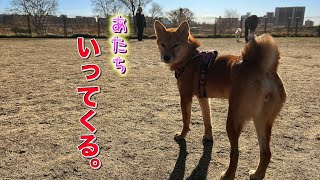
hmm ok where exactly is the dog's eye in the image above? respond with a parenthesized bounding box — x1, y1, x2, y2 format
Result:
(173, 44, 180, 48)
(160, 43, 165, 48)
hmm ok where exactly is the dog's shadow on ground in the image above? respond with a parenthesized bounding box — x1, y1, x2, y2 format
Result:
(169, 140, 213, 180)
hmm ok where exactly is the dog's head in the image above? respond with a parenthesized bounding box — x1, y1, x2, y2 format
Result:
(154, 20, 200, 68)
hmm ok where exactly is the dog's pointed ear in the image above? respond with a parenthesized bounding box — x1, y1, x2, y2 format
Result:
(177, 20, 190, 39)
(154, 20, 166, 37)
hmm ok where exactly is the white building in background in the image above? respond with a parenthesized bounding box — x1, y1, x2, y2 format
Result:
(305, 19, 314, 27)
(159, 18, 172, 25)
(275, 7, 305, 26)
(241, 12, 251, 20)
(266, 12, 275, 24)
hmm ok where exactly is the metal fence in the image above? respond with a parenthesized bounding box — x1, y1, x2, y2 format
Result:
(0, 14, 319, 37)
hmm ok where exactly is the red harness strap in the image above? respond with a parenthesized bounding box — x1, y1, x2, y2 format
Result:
(174, 50, 218, 98)
(196, 50, 218, 98)
(174, 66, 185, 79)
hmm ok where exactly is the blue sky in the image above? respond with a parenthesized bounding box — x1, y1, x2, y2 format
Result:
(1, 0, 319, 24)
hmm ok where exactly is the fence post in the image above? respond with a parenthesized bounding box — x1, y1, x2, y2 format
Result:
(264, 16, 267, 33)
(98, 18, 101, 37)
(95, 16, 100, 37)
(318, 25, 320, 37)
(62, 15, 67, 37)
(1, 15, 4, 32)
(287, 17, 291, 37)
(240, 17, 243, 37)
(214, 17, 217, 37)
(27, 14, 32, 36)
(295, 17, 299, 37)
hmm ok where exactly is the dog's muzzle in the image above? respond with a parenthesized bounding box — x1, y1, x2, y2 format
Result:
(162, 54, 172, 63)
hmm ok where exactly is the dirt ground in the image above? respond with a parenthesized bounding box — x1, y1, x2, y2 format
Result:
(0, 37, 319, 180)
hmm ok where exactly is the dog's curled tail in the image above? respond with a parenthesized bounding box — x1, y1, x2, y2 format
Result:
(242, 34, 280, 73)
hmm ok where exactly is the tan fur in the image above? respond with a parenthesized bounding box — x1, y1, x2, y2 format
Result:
(154, 20, 286, 179)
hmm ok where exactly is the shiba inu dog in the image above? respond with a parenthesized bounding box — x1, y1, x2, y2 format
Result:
(154, 20, 286, 180)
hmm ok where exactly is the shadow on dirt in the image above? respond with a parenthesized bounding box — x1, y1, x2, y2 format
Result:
(169, 140, 213, 180)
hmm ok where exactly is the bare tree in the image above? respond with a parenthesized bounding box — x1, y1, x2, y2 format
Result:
(91, 0, 122, 18)
(167, 8, 194, 26)
(183, 8, 194, 21)
(224, 9, 240, 32)
(167, 10, 178, 26)
(118, 0, 152, 18)
(148, 2, 162, 24)
(118, 0, 151, 33)
(224, 9, 239, 19)
(10, 0, 58, 35)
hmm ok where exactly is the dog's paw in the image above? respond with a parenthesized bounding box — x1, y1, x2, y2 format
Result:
(220, 171, 235, 180)
(249, 170, 263, 180)
(202, 134, 213, 142)
(174, 133, 185, 141)
(220, 171, 227, 180)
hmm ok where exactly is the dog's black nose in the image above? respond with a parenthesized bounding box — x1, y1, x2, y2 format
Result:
(163, 55, 171, 62)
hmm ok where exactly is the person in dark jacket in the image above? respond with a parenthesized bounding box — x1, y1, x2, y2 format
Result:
(136, 6, 146, 41)
(245, 15, 259, 43)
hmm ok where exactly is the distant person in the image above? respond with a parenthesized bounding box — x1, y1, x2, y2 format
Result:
(235, 28, 242, 42)
(136, 6, 146, 41)
(245, 15, 259, 43)
(178, 8, 187, 25)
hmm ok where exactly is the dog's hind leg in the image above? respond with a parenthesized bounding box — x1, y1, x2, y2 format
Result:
(250, 99, 284, 179)
(249, 114, 273, 180)
(197, 97, 213, 141)
(221, 106, 246, 180)
(175, 96, 192, 141)
(250, 76, 286, 179)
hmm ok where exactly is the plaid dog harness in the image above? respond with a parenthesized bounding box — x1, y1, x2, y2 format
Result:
(175, 50, 218, 98)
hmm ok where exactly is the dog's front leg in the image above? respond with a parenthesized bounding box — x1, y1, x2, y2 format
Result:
(174, 96, 192, 141)
(197, 97, 213, 141)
